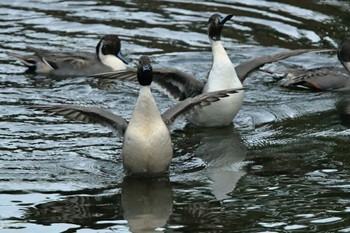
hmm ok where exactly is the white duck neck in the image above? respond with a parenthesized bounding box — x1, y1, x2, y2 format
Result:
(98, 45, 126, 70)
(131, 86, 162, 123)
(205, 40, 242, 92)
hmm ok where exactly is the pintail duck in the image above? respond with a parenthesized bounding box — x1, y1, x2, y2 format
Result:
(277, 39, 350, 91)
(6, 34, 127, 77)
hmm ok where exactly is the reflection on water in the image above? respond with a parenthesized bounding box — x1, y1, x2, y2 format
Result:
(188, 125, 248, 200)
(1, 0, 350, 232)
(24, 191, 123, 231)
(122, 177, 173, 233)
(20, 177, 172, 233)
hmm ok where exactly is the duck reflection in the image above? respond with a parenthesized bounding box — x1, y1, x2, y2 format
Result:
(23, 190, 123, 230)
(22, 177, 173, 233)
(122, 176, 173, 233)
(186, 124, 248, 200)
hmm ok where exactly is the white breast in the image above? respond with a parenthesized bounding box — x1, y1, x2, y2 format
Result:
(188, 40, 244, 127)
(122, 86, 173, 175)
(204, 40, 243, 92)
(188, 90, 244, 127)
(100, 54, 126, 70)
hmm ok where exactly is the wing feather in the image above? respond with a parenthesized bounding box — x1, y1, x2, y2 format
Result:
(92, 67, 205, 100)
(235, 48, 336, 82)
(31, 105, 128, 136)
(162, 88, 245, 125)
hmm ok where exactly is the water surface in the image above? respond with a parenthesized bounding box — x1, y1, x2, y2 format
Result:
(1, 0, 350, 232)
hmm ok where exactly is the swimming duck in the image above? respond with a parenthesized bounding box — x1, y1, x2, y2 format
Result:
(92, 14, 331, 126)
(6, 34, 128, 77)
(31, 56, 243, 175)
(277, 39, 350, 91)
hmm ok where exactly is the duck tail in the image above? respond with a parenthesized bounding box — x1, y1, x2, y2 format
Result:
(5, 51, 37, 70)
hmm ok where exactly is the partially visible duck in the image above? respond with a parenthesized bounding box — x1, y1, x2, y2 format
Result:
(277, 40, 350, 91)
(6, 34, 128, 77)
(31, 56, 243, 176)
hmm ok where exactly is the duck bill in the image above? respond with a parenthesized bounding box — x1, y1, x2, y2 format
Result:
(117, 51, 128, 65)
(338, 40, 350, 73)
(219, 14, 233, 25)
(343, 61, 350, 73)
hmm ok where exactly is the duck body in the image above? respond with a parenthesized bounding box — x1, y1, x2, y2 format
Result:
(278, 39, 350, 91)
(279, 67, 350, 91)
(122, 86, 173, 175)
(6, 34, 127, 77)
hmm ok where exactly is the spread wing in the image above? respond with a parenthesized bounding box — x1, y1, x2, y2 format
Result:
(235, 48, 336, 83)
(93, 67, 205, 100)
(31, 105, 128, 136)
(161, 87, 245, 125)
(152, 67, 204, 100)
(93, 68, 138, 83)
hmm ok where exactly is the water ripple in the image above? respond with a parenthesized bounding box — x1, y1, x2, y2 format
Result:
(1, 0, 350, 232)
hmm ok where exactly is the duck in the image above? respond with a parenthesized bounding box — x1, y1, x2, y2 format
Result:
(92, 14, 332, 127)
(31, 56, 243, 176)
(6, 34, 128, 77)
(276, 39, 350, 91)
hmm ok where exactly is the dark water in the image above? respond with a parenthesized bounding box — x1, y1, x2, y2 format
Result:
(1, 0, 350, 232)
